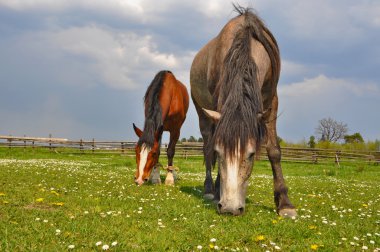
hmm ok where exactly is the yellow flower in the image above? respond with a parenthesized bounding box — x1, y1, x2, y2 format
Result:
(272, 219, 278, 224)
(0, 192, 6, 196)
(255, 235, 265, 242)
(309, 225, 317, 230)
(310, 244, 318, 250)
(50, 190, 60, 196)
(362, 204, 368, 208)
(209, 244, 214, 249)
(3, 200, 9, 204)
(35, 198, 44, 203)
(52, 202, 64, 206)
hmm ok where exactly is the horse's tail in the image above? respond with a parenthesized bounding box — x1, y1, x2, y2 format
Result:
(211, 6, 280, 158)
(139, 70, 171, 147)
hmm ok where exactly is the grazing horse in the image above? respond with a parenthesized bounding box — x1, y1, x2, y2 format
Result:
(133, 70, 189, 186)
(190, 6, 296, 217)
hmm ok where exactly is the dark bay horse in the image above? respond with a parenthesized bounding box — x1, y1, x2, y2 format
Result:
(190, 6, 296, 217)
(133, 70, 189, 186)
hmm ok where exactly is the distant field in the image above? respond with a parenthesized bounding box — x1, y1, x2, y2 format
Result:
(0, 149, 379, 251)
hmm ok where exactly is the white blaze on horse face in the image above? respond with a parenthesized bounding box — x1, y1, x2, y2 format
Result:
(136, 144, 150, 185)
(217, 140, 255, 214)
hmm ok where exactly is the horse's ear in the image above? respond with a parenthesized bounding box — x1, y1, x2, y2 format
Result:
(155, 125, 164, 140)
(202, 108, 221, 122)
(133, 123, 143, 138)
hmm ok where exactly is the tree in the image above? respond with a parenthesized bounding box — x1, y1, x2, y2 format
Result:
(344, 133, 364, 144)
(181, 137, 187, 143)
(187, 136, 197, 142)
(315, 117, 348, 143)
(197, 137, 203, 142)
(308, 136, 316, 148)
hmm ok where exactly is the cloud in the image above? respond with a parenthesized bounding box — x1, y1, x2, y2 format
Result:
(279, 75, 380, 98)
(28, 25, 193, 90)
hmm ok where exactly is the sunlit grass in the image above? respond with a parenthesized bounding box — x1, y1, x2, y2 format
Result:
(0, 149, 379, 251)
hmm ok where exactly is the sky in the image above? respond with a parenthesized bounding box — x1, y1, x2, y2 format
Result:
(0, 0, 379, 143)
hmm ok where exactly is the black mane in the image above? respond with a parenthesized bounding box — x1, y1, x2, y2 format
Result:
(209, 8, 280, 160)
(138, 70, 171, 147)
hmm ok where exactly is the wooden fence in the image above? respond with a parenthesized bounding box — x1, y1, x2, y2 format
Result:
(1, 135, 379, 165)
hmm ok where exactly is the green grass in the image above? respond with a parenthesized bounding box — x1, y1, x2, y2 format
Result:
(0, 148, 379, 251)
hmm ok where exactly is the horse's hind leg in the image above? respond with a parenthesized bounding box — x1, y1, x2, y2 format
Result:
(266, 95, 297, 218)
(165, 131, 180, 185)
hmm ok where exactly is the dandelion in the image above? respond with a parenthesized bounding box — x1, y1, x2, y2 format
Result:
(111, 241, 118, 246)
(255, 235, 265, 242)
(0, 192, 5, 196)
(209, 244, 214, 249)
(102, 244, 109, 250)
(52, 202, 64, 206)
(35, 198, 44, 203)
(310, 244, 318, 250)
(68, 244, 75, 249)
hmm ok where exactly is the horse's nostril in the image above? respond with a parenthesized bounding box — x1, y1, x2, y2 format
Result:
(217, 203, 223, 211)
(144, 178, 148, 182)
(238, 207, 244, 215)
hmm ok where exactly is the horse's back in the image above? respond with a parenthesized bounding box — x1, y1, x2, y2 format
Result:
(160, 72, 189, 131)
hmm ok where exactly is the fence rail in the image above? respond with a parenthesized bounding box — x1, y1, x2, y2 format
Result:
(1, 135, 379, 164)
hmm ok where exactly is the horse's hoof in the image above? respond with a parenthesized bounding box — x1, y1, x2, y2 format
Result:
(164, 172, 175, 186)
(203, 193, 214, 200)
(151, 178, 161, 184)
(279, 208, 297, 219)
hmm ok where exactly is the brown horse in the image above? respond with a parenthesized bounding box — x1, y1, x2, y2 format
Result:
(133, 70, 189, 186)
(190, 6, 296, 216)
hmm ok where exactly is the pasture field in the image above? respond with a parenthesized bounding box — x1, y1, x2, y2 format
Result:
(0, 148, 379, 251)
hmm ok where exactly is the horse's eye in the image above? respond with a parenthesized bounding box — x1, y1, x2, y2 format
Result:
(247, 152, 255, 160)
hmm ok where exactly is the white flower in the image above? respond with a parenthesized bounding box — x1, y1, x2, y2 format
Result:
(362, 245, 368, 250)
(197, 245, 203, 250)
(210, 238, 217, 243)
(111, 241, 118, 246)
(102, 244, 109, 250)
(68, 245, 75, 249)
(96, 241, 102, 246)
(274, 245, 281, 250)
(35, 218, 40, 221)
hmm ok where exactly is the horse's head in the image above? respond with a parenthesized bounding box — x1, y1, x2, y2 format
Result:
(133, 123, 163, 186)
(203, 108, 264, 216)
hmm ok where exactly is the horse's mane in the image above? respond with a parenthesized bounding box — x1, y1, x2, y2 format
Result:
(209, 6, 280, 160)
(138, 70, 171, 147)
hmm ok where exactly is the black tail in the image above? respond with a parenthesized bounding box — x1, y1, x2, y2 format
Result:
(210, 7, 279, 160)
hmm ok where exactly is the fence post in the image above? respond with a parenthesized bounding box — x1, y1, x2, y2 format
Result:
(80, 139, 84, 153)
(121, 142, 125, 154)
(312, 152, 318, 164)
(335, 151, 340, 167)
(7, 135, 12, 150)
(92, 138, 95, 153)
(49, 134, 52, 152)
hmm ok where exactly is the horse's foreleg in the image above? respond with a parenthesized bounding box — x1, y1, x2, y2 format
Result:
(266, 96, 297, 218)
(165, 131, 179, 185)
